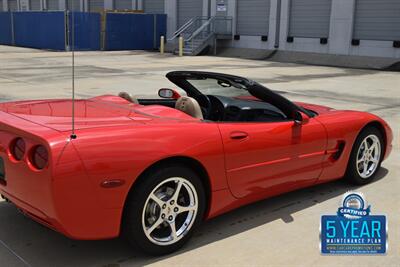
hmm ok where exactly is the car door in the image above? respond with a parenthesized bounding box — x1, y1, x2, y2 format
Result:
(218, 118, 327, 199)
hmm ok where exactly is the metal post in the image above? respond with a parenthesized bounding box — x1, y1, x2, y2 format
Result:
(178, 36, 183, 57)
(160, 36, 165, 54)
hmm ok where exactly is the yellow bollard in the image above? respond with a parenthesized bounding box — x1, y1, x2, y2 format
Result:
(178, 36, 183, 57)
(160, 36, 165, 54)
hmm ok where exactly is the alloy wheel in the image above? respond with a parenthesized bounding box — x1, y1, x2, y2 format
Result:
(356, 134, 381, 179)
(141, 177, 198, 246)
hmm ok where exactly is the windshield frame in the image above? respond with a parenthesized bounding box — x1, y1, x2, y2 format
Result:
(166, 71, 314, 119)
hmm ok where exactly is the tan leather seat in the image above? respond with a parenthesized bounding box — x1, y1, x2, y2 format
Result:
(175, 96, 203, 120)
(118, 92, 139, 104)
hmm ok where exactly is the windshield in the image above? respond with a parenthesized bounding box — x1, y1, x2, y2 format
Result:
(187, 78, 250, 98)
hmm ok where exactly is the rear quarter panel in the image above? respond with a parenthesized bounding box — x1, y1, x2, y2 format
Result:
(70, 120, 227, 210)
(0, 111, 68, 222)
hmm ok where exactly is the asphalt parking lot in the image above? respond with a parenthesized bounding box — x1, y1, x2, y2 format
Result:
(0, 45, 399, 267)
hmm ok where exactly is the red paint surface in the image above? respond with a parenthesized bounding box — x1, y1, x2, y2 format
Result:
(0, 95, 393, 239)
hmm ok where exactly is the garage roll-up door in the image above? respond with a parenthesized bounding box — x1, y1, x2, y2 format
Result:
(67, 0, 80, 11)
(144, 0, 164, 14)
(114, 0, 132, 10)
(0, 0, 3, 12)
(289, 0, 332, 38)
(89, 0, 104, 12)
(236, 0, 270, 36)
(354, 0, 400, 41)
(47, 0, 59, 10)
(177, 0, 203, 27)
(30, 0, 41, 10)
(8, 0, 18, 11)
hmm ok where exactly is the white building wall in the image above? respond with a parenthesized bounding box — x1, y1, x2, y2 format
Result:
(328, 0, 354, 55)
(164, 0, 176, 38)
(209, 0, 400, 59)
(278, 0, 400, 58)
(4, 0, 399, 59)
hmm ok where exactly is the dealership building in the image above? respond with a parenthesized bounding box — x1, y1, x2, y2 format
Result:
(1, 0, 400, 61)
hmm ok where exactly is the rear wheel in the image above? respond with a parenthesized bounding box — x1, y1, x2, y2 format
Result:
(123, 165, 205, 255)
(346, 127, 384, 185)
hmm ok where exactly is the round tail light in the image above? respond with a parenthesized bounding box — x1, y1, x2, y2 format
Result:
(30, 145, 48, 170)
(10, 138, 26, 161)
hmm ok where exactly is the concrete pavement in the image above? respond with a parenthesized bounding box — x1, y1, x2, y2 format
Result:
(0, 45, 399, 267)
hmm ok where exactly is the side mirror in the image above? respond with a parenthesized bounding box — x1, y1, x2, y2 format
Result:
(158, 88, 181, 99)
(294, 111, 310, 125)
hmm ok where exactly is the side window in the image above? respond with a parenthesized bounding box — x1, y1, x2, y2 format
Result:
(222, 99, 288, 123)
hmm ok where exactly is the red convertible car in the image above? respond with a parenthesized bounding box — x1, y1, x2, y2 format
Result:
(0, 71, 392, 255)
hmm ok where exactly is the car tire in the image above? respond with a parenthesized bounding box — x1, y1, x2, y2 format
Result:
(345, 126, 384, 185)
(122, 164, 206, 255)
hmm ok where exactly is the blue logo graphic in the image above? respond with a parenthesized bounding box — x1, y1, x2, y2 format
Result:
(320, 192, 387, 254)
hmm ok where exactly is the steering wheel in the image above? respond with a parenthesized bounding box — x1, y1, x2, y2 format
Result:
(193, 94, 212, 119)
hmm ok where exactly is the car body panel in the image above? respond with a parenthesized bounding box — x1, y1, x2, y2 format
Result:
(0, 72, 393, 240)
(218, 118, 327, 199)
(0, 95, 197, 132)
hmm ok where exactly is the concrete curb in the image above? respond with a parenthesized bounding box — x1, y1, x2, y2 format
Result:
(213, 47, 400, 70)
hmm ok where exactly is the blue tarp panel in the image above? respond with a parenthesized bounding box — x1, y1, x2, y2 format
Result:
(0, 12, 13, 45)
(105, 13, 166, 51)
(13, 12, 66, 50)
(68, 12, 101, 51)
(155, 14, 167, 49)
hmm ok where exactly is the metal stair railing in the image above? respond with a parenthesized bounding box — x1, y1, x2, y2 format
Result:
(167, 16, 210, 42)
(185, 16, 233, 55)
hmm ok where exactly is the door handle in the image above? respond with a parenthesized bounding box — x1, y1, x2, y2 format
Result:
(230, 131, 249, 140)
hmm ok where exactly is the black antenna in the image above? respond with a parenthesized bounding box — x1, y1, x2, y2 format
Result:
(70, 8, 77, 140)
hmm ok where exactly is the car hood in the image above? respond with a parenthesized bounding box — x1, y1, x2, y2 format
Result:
(0, 95, 195, 132)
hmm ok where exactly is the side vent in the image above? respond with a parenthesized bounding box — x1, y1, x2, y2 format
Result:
(331, 141, 346, 161)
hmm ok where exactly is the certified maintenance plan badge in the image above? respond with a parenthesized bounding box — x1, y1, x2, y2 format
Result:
(320, 192, 387, 254)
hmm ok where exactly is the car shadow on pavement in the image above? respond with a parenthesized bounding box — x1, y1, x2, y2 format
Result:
(0, 168, 388, 267)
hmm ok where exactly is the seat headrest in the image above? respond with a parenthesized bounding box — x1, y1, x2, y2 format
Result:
(175, 96, 203, 120)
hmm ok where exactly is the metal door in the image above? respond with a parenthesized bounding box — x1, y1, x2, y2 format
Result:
(177, 0, 203, 28)
(67, 0, 80, 11)
(354, 0, 400, 41)
(89, 0, 104, 12)
(8, 0, 18, 11)
(114, 0, 132, 10)
(30, 0, 41, 10)
(288, 0, 332, 38)
(46, 0, 59, 10)
(236, 0, 270, 36)
(144, 0, 164, 14)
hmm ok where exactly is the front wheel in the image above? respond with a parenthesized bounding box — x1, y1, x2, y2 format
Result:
(346, 127, 384, 185)
(122, 165, 206, 255)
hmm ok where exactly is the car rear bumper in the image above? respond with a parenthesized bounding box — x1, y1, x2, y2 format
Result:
(0, 141, 122, 240)
(0, 181, 122, 240)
